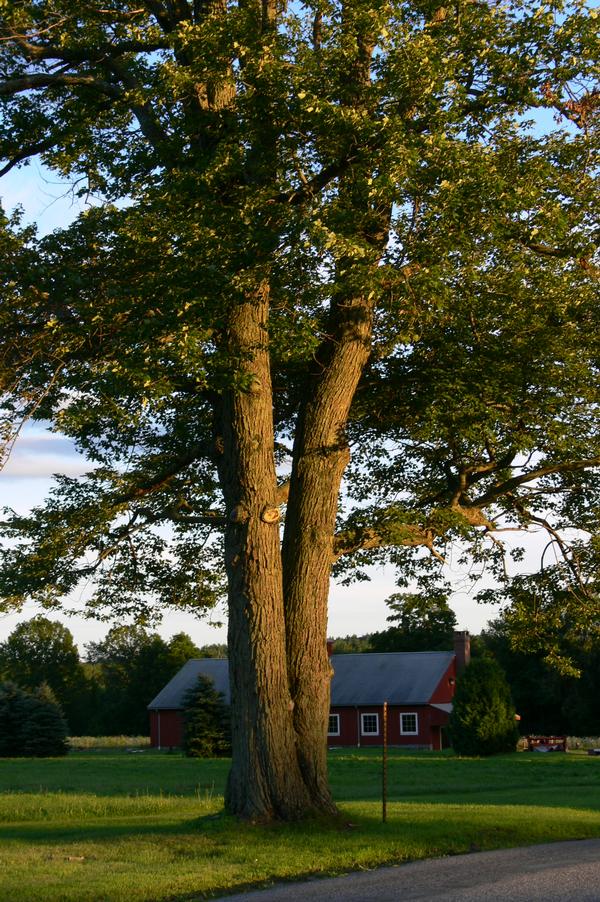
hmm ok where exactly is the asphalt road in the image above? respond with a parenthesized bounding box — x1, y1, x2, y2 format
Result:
(221, 839, 600, 901)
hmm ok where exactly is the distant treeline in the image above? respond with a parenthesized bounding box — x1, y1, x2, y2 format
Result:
(0, 617, 226, 736)
(2, 602, 600, 737)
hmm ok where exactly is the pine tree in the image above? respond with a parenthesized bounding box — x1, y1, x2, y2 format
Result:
(0, 681, 69, 757)
(20, 684, 70, 758)
(0, 682, 30, 756)
(183, 675, 231, 759)
(449, 658, 519, 757)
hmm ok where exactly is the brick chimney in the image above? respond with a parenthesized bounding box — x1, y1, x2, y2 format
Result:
(453, 631, 471, 673)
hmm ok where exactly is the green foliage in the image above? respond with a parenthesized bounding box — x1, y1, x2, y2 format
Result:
(19, 683, 70, 757)
(0, 619, 211, 738)
(479, 608, 600, 737)
(86, 626, 202, 735)
(479, 564, 600, 676)
(0, 616, 89, 733)
(0, 681, 69, 757)
(370, 590, 457, 652)
(331, 634, 373, 654)
(183, 674, 231, 758)
(449, 658, 519, 756)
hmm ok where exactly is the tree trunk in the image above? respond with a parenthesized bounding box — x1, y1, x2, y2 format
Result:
(282, 291, 377, 810)
(216, 284, 312, 820)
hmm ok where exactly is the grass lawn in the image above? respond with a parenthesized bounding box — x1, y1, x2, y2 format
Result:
(1, 748, 599, 901)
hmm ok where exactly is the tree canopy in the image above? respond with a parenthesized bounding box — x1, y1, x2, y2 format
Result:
(370, 590, 457, 651)
(0, 0, 598, 819)
(0, 615, 89, 730)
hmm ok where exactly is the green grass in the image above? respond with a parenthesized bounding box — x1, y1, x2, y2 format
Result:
(68, 736, 152, 750)
(0, 749, 599, 901)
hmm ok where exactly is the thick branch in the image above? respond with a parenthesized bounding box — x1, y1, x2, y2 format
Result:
(0, 136, 58, 176)
(1, 33, 169, 62)
(113, 441, 212, 504)
(276, 481, 290, 504)
(135, 504, 226, 526)
(0, 73, 122, 96)
(332, 523, 437, 560)
(275, 144, 364, 206)
(104, 57, 171, 151)
(474, 456, 600, 507)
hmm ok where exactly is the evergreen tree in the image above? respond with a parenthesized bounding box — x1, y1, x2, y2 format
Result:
(0, 682, 31, 757)
(449, 657, 519, 756)
(20, 684, 70, 757)
(0, 681, 69, 757)
(183, 675, 231, 758)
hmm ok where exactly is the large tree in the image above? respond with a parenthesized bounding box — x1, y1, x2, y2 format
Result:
(85, 625, 203, 734)
(0, 0, 598, 819)
(0, 616, 88, 731)
(370, 590, 457, 651)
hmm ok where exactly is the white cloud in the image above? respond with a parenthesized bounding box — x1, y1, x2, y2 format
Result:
(1, 431, 87, 479)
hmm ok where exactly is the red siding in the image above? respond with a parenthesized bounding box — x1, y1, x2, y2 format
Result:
(327, 704, 449, 750)
(149, 710, 184, 748)
(429, 658, 456, 705)
(151, 657, 457, 751)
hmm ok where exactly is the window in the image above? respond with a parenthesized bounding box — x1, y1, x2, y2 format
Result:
(400, 712, 419, 736)
(361, 713, 379, 735)
(328, 714, 340, 736)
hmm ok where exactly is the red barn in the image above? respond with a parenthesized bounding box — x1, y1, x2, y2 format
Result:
(148, 632, 470, 750)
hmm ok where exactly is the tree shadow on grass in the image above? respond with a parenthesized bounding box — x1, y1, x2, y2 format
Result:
(0, 811, 232, 844)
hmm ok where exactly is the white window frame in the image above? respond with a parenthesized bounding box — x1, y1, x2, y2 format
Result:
(327, 713, 340, 736)
(360, 712, 379, 736)
(400, 712, 419, 736)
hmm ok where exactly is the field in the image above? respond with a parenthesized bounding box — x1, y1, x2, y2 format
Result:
(1, 747, 600, 901)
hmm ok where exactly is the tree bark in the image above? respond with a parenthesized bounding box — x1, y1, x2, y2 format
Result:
(282, 289, 378, 811)
(216, 283, 312, 820)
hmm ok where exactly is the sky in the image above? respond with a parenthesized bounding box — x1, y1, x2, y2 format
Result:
(0, 162, 546, 654)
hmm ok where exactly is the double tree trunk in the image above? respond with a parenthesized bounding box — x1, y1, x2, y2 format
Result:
(216, 284, 312, 820)
(216, 282, 380, 819)
(216, 221, 388, 819)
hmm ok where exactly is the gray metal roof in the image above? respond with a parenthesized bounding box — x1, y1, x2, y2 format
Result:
(147, 658, 230, 709)
(330, 652, 453, 705)
(148, 651, 453, 710)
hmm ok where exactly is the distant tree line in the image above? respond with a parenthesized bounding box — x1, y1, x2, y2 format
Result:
(3, 587, 600, 740)
(331, 592, 600, 738)
(0, 617, 226, 736)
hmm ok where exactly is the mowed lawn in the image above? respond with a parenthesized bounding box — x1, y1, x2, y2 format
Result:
(1, 749, 600, 901)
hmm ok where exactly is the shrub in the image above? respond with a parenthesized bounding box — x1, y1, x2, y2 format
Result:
(449, 657, 519, 756)
(183, 675, 231, 758)
(0, 681, 69, 757)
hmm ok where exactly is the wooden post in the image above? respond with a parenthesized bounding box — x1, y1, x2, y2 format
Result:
(382, 700, 388, 823)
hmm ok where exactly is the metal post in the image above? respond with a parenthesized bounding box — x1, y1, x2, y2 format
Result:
(382, 700, 388, 823)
